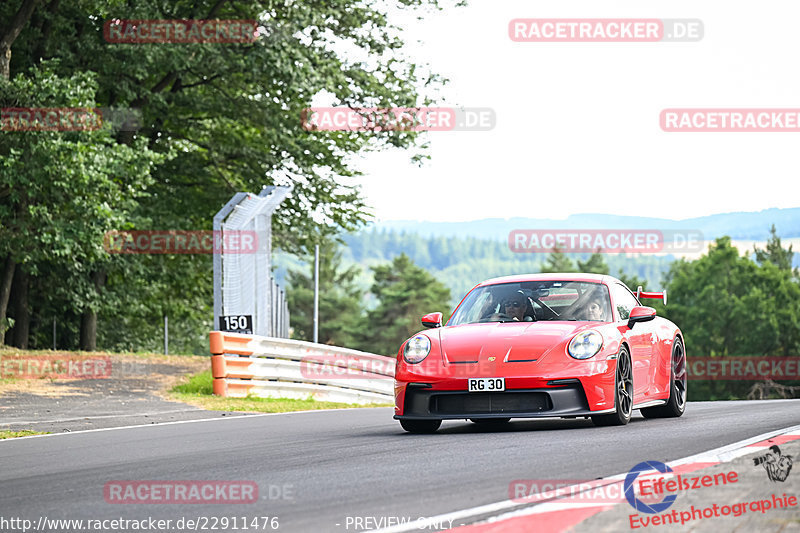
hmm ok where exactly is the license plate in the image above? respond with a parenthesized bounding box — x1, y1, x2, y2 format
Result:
(468, 378, 505, 392)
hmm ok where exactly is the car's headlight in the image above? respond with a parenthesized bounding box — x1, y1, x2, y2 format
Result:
(568, 330, 603, 360)
(404, 335, 431, 363)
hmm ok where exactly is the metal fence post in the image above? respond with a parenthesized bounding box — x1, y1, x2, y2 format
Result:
(313, 244, 319, 343)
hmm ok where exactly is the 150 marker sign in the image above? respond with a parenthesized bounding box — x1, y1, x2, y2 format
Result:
(221, 315, 253, 334)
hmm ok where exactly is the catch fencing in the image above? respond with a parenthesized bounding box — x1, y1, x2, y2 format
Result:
(209, 331, 395, 404)
(213, 187, 291, 338)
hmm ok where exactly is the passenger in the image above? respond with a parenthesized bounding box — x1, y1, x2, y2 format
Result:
(586, 296, 606, 321)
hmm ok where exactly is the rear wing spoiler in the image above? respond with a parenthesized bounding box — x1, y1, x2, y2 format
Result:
(636, 286, 667, 306)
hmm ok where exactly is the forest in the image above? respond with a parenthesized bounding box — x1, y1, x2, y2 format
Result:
(1, 1, 797, 400)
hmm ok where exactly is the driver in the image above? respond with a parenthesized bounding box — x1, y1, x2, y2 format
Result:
(502, 290, 533, 322)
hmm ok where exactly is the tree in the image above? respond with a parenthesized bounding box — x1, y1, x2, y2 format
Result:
(0, 0, 461, 351)
(577, 250, 609, 275)
(7, 0, 459, 251)
(361, 254, 451, 356)
(754, 224, 795, 274)
(0, 64, 160, 348)
(661, 237, 800, 399)
(286, 240, 365, 347)
(0, 0, 39, 79)
(540, 246, 576, 273)
(0, 0, 42, 343)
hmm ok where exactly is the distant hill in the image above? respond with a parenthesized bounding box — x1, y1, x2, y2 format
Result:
(275, 207, 800, 306)
(277, 231, 681, 307)
(372, 208, 800, 241)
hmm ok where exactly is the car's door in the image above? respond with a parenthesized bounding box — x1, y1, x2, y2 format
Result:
(611, 283, 655, 402)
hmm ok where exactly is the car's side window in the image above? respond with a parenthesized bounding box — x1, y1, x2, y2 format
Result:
(611, 283, 640, 320)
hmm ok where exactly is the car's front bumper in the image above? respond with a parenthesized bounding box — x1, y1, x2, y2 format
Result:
(393, 382, 614, 420)
(394, 358, 619, 417)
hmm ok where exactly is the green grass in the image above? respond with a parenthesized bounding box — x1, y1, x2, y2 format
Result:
(172, 369, 215, 395)
(0, 430, 49, 439)
(169, 370, 392, 413)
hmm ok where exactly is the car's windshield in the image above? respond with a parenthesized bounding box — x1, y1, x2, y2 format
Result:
(448, 281, 612, 325)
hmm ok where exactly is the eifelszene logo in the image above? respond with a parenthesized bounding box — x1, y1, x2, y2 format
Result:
(624, 461, 677, 514)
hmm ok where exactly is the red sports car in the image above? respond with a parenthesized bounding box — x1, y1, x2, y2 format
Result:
(393, 273, 687, 433)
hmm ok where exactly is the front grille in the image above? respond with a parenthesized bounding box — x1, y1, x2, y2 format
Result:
(432, 392, 552, 415)
(400, 384, 591, 418)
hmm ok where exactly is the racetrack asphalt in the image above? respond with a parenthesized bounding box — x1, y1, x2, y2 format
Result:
(1, 400, 799, 533)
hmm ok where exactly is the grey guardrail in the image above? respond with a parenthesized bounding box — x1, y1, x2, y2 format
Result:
(209, 331, 396, 404)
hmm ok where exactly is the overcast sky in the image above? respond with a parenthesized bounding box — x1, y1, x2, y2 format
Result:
(350, 0, 799, 223)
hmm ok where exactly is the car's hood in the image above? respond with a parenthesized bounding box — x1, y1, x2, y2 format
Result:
(438, 322, 592, 363)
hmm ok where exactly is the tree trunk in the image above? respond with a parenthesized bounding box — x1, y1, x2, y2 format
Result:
(79, 310, 97, 351)
(0, 0, 40, 344)
(0, 46, 10, 81)
(0, 0, 41, 80)
(79, 270, 106, 351)
(0, 256, 15, 345)
(12, 268, 29, 349)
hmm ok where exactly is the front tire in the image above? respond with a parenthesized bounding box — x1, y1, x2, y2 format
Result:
(592, 346, 633, 427)
(400, 419, 442, 434)
(641, 338, 687, 419)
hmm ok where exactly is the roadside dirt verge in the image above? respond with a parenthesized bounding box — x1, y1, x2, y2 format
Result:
(0, 350, 249, 434)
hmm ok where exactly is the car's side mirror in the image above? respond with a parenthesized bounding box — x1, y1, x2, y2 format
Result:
(628, 306, 656, 329)
(421, 312, 443, 328)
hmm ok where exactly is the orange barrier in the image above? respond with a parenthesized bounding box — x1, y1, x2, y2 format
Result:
(210, 331, 254, 356)
(211, 378, 254, 397)
(210, 355, 258, 379)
